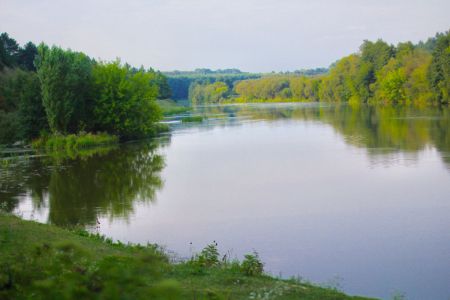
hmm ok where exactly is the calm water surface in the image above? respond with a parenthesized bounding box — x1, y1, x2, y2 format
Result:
(1, 103, 450, 300)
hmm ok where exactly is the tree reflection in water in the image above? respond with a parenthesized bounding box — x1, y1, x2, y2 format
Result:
(0, 138, 169, 227)
(196, 103, 450, 168)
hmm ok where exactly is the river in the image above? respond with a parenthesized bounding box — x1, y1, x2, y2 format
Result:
(1, 103, 449, 300)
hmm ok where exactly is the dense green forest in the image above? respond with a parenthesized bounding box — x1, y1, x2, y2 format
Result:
(0, 32, 170, 145)
(190, 31, 449, 105)
(165, 68, 328, 101)
(164, 69, 261, 100)
(1, 31, 448, 144)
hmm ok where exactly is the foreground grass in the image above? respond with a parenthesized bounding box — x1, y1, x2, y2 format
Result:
(0, 214, 376, 300)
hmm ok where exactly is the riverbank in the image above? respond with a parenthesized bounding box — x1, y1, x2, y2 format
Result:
(0, 214, 376, 300)
(31, 132, 119, 151)
(157, 99, 191, 116)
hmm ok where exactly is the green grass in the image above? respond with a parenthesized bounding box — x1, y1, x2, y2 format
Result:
(157, 99, 191, 116)
(181, 116, 204, 123)
(0, 214, 377, 300)
(32, 132, 119, 152)
(223, 97, 313, 104)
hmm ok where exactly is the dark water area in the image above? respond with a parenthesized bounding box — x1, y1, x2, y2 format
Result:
(1, 103, 449, 300)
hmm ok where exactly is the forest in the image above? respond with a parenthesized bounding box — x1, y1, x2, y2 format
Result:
(1, 30, 449, 145)
(165, 68, 328, 101)
(0, 32, 171, 145)
(164, 69, 261, 100)
(189, 31, 449, 105)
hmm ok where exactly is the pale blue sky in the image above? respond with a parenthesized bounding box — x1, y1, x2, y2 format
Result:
(0, 0, 449, 72)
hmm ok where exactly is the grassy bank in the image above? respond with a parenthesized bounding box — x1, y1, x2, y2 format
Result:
(181, 116, 204, 123)
(157, 99, 191, 116)
(0, 214, 376, 300)
(219, 97, 314, 104)
(32, 132, 119, 152)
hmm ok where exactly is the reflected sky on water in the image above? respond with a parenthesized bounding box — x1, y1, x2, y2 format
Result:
(1, 103, 450, 300)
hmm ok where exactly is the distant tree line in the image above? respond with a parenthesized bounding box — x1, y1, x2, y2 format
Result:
(164, 68, 328, 101)
(166, 68, 243, 76)
(0, 32, 171, 145)
(190, 31, 449, 105)
(165, 71, 261, 100)
(189, 81, 230, 105)
(276, 68, 328, 76)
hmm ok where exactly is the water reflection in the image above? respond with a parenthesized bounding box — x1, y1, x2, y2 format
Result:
(0, 155, 52, 212)
(192, 103, 450, 168)
(1, 103, 449, 299)
(1, 140, 167, 226)
(2, 104, 449, 227)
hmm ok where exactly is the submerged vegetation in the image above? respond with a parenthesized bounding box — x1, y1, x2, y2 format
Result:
(0, 214, 375, 300)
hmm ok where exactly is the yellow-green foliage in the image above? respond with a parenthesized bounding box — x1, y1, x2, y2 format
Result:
(289, 76, 322, 101)
(373, 49, 433, 105)
(229, 33, 449, 106)
(231, 46, 437, 106)
(377, 69, 407, 104)
(234, 76, 290, 101)
(189, 81, 230, 105)
(319, 54, 361, 102)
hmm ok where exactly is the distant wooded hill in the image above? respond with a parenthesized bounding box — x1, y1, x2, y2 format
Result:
(163, 68, 329, 100)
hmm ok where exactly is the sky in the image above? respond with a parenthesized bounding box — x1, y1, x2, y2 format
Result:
(0, 0, 449, 72)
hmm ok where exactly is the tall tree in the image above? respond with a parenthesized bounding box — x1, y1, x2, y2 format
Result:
(18, 42, 38, 71)
(428, 31, 450, 103)
(358, 40, 395, 100)
(0, 69, 46, 142)
(35, 44, 94, 133)
(148, 68, 171, 99)
(0, 32, 20, 69)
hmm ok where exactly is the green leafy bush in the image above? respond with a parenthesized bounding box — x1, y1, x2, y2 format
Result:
(241, 252, 264, 276)
(92, 61, 162, 138)
(187, 243, 220, 274)
(187, 243, 265, 278)
(197, 243, 220, 267)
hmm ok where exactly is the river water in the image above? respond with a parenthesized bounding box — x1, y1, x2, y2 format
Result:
(1, 103, 449, 299)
